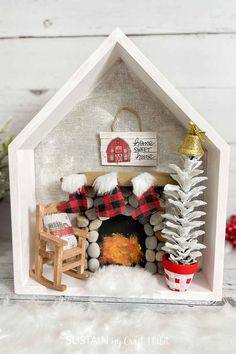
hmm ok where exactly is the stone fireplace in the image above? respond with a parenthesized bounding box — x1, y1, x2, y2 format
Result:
(76, 186, 166, 275)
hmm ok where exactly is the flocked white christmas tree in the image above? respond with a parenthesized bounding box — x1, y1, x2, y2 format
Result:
(162, 124, 208, 265)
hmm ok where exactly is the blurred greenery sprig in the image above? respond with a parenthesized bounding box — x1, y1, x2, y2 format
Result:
(0, 123, 14, 201)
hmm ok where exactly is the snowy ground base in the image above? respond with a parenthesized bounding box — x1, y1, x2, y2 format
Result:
(0, 299, 235, 353)
(24, 264, 212, 301)
(82, 265, 162, 297)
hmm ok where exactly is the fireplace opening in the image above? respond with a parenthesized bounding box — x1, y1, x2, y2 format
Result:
(97, 215, 146, 267)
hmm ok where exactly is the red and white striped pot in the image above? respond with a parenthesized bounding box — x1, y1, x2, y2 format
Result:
(162, 254, 198, 292)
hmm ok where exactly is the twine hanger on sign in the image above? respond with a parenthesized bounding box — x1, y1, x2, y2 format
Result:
(111, 107, 142, 132)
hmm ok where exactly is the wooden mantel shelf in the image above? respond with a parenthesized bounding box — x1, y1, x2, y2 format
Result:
(78, 171, 175, 187)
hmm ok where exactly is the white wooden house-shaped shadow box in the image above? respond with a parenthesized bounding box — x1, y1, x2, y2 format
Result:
(9, 29, 230, 301)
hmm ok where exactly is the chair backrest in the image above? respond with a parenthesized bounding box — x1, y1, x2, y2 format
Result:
(36, 204, 77, 250)
(36, 204, 59, 236)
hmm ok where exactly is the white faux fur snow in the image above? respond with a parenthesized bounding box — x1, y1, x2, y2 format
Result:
(61, 174, 87, 193)
(132, 172, 156, 197)
(0, 299, 235, 354)
(82, 265, 161, 297)
(93, 172, 118, 195)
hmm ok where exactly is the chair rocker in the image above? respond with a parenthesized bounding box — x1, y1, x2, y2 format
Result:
(30, 204, 89, 291)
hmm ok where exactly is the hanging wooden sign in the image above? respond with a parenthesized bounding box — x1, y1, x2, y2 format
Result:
(100, 107, 157, 166)
(100, 132, 157, 166)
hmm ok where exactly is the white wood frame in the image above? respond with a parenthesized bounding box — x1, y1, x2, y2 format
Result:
(9, 29, 230, 301)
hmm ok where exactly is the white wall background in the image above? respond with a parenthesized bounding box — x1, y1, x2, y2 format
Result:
(1, 0, 236, 216)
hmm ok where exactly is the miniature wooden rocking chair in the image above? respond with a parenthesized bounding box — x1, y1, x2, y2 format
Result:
(30, 204, 89, 291)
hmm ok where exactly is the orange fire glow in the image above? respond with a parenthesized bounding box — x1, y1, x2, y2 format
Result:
(100, 233, 143, 266)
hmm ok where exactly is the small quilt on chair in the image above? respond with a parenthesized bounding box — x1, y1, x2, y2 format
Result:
(43, 213, 77, 250)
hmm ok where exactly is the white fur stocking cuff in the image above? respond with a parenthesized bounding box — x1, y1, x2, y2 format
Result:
(61, 174, 87, 193)
(93, 172, 118, 195)
(131, 172, 156, 197)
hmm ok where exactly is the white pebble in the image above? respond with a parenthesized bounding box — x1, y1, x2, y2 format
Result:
(145, 249, 156, 262)
(88, 258, 100, 272)
(155, 231, 166, 242)
(156, 251, 165, 262)
(85, 208, 97, 220)
(145, 262, 157, 274)
(153, 223, 164, 232)
(128, 194, 139, 208)
(144, 223, 154, 236)
(77, 215, 89, 228)
(98, 216, 110, 221)
(89, 219, 102, 231)
(88, 230, 99, 242)
(145, 236, 157, 250)
(150, 212, 163, 226)
(87, 242, 100, 258)
(156, 242, 165, 251)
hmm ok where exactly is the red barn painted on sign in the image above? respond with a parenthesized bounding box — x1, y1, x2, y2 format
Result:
(106, 137, 131, 163)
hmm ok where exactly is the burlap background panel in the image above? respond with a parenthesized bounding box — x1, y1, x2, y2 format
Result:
(35, 60, 186, 204)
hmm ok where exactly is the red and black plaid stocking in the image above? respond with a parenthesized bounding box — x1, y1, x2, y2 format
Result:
(58, 186, 88, 213)
(130, 173, 161, 221)
(95, 187, 125, 218)
(93, 172, 125, 218)
(131, 186, 160, 220)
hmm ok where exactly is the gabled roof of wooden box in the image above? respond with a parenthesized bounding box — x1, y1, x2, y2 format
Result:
(10, 28, 229, 154)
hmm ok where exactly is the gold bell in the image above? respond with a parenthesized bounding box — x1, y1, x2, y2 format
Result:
(178, 121, 205, 157)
